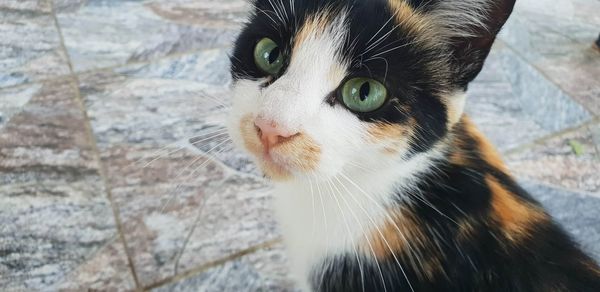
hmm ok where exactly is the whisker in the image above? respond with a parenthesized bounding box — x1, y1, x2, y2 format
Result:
(364, 14, 396, 51)
(334, 175, 415, 292)
(308, 175, 317, 239)
(408, 190, 459, 226)
(312, 174, 330, 291)
(338, 172, 425, 283)
(129, 140, 186, 169)
(160, 138, 232, 213)
(325, 179, 367, 292)
(366, 39, 419, 61)
(362, 22, 402, 56)
(195, 89, 232, 106)
(133, 129, 228, 170)
(255, 8, 279, 28)
(190, 131, 229, 147)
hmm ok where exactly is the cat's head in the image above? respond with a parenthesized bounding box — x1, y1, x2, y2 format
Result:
(228, 0, 514, 182)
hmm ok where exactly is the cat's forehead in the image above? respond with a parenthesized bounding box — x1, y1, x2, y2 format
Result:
(249, 0, 439, 58)
(236, 0, 447, 90)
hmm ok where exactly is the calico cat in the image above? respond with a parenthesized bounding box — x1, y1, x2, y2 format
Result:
(227, 0, 600, 291)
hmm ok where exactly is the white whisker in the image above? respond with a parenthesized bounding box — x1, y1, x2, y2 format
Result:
(325, 179, 367, 292)
(339, 172, 425, 283)
(335, 175, 415, 292)
(160, 138, 231, 213)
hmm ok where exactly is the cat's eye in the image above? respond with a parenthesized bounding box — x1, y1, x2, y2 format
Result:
(254, 37, 284, 75)
(340, 78, 388, 112)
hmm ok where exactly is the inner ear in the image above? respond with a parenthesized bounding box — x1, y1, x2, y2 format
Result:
(432, 0, 517, 87)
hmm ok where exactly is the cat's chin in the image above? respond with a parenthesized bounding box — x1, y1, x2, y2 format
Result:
(256, 154, 294, 181)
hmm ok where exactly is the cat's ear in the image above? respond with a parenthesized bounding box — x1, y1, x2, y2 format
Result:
(431, 0, 516, 87)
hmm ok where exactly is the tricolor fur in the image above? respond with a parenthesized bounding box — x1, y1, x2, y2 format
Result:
(227, 0, 600, 291)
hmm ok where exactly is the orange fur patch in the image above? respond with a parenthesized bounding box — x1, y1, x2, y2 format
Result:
(272, 133, 321, 171)
(486, 175, 547, 242)
(387, 0, 431, 38)
(364, 209, 445, 280)
(293, 10, 335, 51)
(367, 120, 414, 155)
(239, 115, 321, 180)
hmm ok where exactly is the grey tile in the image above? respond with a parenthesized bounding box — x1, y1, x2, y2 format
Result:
(507, 124, 600, 194)
(79, 50, 278, 286)
(499, 11, 600, 115)
(513, 0, 600, 26)
(0, 80, 134, 291)
(56, 0, 250, 72)
(53, 240, 136, 291)
(152, 242, 299, 292)
(0, 3, 71, 88)
(0, 0, 52, 13)
(521, 180, 600, 261)
(466, 43, 591, 152)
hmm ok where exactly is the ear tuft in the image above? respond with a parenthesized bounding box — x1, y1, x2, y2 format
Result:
(427, 0, 516, 87)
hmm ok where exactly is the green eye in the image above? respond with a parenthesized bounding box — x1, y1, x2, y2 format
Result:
(254, 37, 284, 75)
(340, 78, 388, 112)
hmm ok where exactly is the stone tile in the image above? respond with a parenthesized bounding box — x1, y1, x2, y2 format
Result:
(507, 123, 600, 194)
(53, 240, 136, 291)
(0, 80, 134, 290)
(534, 48, 600, 116)
(0, 2, 71, 88)
(0, 0, 52, 13)
(513, 0, 600, 26)
(522, 180, 600, 261)
(500, 11, 600, 114)
(80, 50, 279, 286)
(56, 0, 250, 72)
(153, 242, 299, 292)
(466, 42, 592, 152)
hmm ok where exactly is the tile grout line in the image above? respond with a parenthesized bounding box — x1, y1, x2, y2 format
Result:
(142, 238, 283, 291)
(50, 3, 142, 290)
(0, 44, 233, 93)
(503, 117, 600, 156)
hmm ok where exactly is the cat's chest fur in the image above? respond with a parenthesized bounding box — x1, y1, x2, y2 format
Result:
(271, 151, 440, 290)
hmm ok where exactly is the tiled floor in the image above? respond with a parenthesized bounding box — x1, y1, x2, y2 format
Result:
(1, 0, 599, 291)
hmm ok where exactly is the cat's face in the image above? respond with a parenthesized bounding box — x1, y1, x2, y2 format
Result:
(228, 0, 512, 181)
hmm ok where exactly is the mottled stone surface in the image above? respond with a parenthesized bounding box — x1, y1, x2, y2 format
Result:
(52, 240, 136, 291)
(153, 243, 299, 292)
(79, 50, 279, 287)
(0, 1, 71, 88)
(0, 80, 134, 290)
(500, 8, 600, 114)
(56, 0, 250, 72)
(513, 0, 600, 26)
(466, 42, 592, 152)
(507, 123, 600, 194)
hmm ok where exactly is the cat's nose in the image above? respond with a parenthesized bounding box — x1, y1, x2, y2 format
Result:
(254, 117, 297, 149)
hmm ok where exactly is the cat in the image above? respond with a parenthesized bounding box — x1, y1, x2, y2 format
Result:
(226, 0, 600, 291)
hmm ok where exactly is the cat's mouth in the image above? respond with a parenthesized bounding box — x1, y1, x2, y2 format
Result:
(257, 151, 294, 180)
(239, 115, 321, 180)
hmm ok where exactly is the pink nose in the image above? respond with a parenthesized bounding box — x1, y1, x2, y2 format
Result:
(254, 117, 297, 150)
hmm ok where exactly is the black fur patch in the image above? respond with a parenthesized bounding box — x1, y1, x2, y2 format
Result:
(310, 120, 600, 291)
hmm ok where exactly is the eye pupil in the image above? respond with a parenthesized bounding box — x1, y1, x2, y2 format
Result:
(359, 82, 370, 101)
(268, 47, 280, 64)
(340, 77, 387, 113)
(254, 38, 284, 75)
